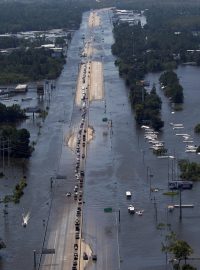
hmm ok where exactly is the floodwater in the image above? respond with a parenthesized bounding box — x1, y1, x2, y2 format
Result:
(0, 8, 200, 270)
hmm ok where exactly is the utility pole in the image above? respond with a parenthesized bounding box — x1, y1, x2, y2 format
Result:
(154, 196, 158, 225)
(7, 139, 10, 168)
(179, 188, 182, 221)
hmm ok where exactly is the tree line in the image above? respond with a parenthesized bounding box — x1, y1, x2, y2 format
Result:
(0, 47, 65, 84)
(159, 70, 184, 104)
(0, 103, 32, 158)
(0, 2, 88, 34)
(112, 23, 164, 130)
(0, 126, 32, 158)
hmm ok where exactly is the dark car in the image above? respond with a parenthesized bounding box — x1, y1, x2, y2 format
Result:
(75, 226, 80, 231)
(73, 261, 77, 267)
(92, 255, 97, 261)
(75, 219, 80, 225)
(76, 210, 81, 216)
(83, 252, 88, 260)
(74, 243, 78, 250)
(74, 252, 78, 260)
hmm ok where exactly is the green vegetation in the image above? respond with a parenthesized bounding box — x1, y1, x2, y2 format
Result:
(0, 1, 90, 84)
(0, 126, 32, 158)
(111, 2, 200, 123)
(112, 23, 164, 130)
(131, 84, 164, 130)
(179, 159, 200, 181)
(194, 123, 200, 133)
(0, 2, 87, 34)
(0, 239, 6, 249)
(0, 103, 26, 123)
(13, 178, 27, 204)
(0, 48, 65, 84)
(162, 232, 195, 269)
(3, 177, 27, 204)
(159, 70, 184, 103)
(163, 191, 178, 196)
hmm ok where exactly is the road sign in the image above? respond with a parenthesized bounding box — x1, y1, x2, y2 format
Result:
(42, 248, 55, 254)
(104, 207, 112, 213)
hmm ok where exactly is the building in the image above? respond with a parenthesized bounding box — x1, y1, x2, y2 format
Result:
(15, 84, 28, 93)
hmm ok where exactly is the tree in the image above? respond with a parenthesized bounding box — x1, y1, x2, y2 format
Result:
(194, 123, 200, 133)
(162, 232, 194, 269)
(0, 126, 31, 158)
(171, 240, 193, 266)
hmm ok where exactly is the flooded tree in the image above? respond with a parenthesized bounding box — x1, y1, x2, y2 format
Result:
(162, 232, 194, 269)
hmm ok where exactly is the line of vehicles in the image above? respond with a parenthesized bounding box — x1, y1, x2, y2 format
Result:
(142, 123, 196, 192)
(171, 123, 199, 154)
(141, 125, 165, 152)
(71, 59, 89, 270)
(126, 191, 144, 216)
(71, 27, 99, 268)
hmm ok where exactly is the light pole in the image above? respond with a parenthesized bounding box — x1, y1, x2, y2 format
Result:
(147, 166, 154, 196)
(149, 172, 154, 197)
(141, 149, 145, 164)
(179, 187, 182, 221)
(167, 155, 175, 184)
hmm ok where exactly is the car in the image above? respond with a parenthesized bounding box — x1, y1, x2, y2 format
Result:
(80, 170, 85, 177)
(73, 261, 77, 266)
(82, 142, 85, 147)
(82, 154, 85, 159)
(66, 192, 71, 197)
(75, 226, 80, 232)
(83, 252, 88, 260)
(72, 267, 77, 270)
(74, 252, 78, 260)
(76, 211, 81, 216)
(92, 255, 97, 261)
(74, 185, 78, 192)
(75, 219, 80, 225)
(74, 244, 78, 250)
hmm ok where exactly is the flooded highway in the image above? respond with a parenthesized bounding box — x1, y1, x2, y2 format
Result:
(0, 8, 200, 270)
